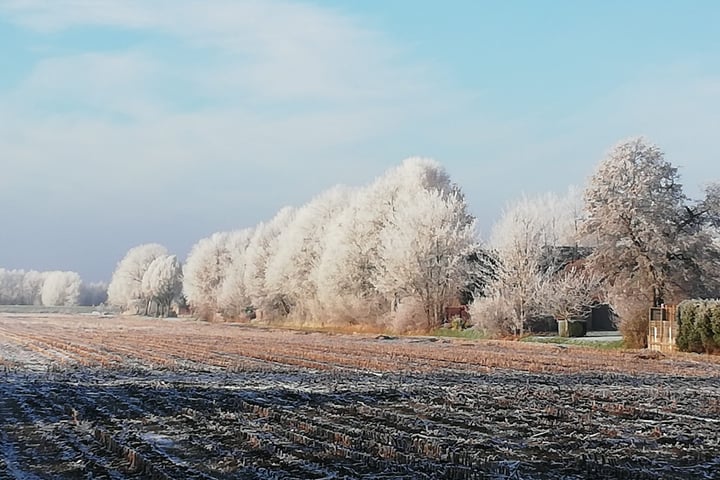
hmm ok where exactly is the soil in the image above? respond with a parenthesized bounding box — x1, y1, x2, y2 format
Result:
(1, 314, 719, 479)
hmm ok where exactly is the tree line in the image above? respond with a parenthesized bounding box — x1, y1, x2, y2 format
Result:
(108, 158, 477, 330)
(0, 268, 107, 307)
(10, 137, 715, 346)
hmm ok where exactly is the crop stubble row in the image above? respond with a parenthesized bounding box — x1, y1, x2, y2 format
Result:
(1, 314, 720, 479)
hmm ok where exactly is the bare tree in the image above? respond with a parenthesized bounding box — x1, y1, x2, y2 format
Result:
(540, 268, 604, 323)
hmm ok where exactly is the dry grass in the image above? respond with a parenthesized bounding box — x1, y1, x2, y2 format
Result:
(2, 313, 720, 376)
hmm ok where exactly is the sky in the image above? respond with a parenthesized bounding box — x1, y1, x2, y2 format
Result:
(1, 0, 719, 282)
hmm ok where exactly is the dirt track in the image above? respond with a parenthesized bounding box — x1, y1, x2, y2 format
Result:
(1, 314, 719, 479)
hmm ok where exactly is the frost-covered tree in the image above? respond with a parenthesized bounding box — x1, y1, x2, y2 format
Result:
(142, 255, 183, 316)
(582, 138, 702, 306)
(580, 138, 720, 346)
(0, 269, 26, 304)
(489, 187, 585, 258)
(216, 229, 255, 319)
(40, 271, 81, 306)
(243, 207, 296, 317)
(183, 232, 234, 321)
(107, 243, 168, 313)
(265, 187, 352, 321)
(540, 268, 604, 323)
(375, 188, 477, 328)
(476, 188, 585, 335)
(22, 270, 46, 305)
(703, 182, 720, 228)
(315, 158, 455, 325)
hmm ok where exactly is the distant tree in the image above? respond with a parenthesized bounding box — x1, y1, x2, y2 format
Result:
(142, 255, 182, 316)
(22, 270, 46, 305)
(41, 271, 81, 306)
(0, 269, 26, 304)
(107, 243, 168, 313)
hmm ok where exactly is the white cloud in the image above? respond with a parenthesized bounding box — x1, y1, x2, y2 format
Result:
(0, 0, 451, 209)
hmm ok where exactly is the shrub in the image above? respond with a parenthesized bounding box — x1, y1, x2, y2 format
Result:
(610, 294, 650, 349)
(677, 300, 720, 354)
(567, 320, 587, 338)
(388, 297, 427, 334)
(468, 294, 515, 337)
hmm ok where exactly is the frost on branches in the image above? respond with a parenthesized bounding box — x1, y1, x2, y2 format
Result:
(40, 271, 81, 307)
(472, 188, 588, 336)
(265, 187, 352, 321)
(577, 138, 720, 346)
(183, 232, 234, 321)
(581, 137, 720, 307)
(313, 157, 477, 329)
(179, 158, 479, 331)
(0, 268, 96, 306)
(107, 243, 168, 313)
(142, 255, 183, 317)
(376, 189, 476, 329)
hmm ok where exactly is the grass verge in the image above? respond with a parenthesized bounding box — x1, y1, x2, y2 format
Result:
(430, 328, 486, 340)
(522, 336, 625, 350)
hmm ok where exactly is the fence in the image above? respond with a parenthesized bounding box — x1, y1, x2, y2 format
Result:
(647, 304, 678, 353)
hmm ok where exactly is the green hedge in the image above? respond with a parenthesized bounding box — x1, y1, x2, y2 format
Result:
(677, 300, 720, 353)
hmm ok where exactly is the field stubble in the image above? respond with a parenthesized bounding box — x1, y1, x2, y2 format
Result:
(1, 314, 719, 479)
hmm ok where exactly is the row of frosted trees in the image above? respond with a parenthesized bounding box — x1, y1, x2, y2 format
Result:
(106, 139, 720, 344)
(108, 158, 478, 330)
(0, 268, 107, 307)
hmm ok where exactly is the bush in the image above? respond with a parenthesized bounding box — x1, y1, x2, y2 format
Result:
(611, 294, 650, 349)
(388, 297, 427, 334)
(567, 320, 587, 338)
(468, 294, 515, 337)
(677, 300, 720, 354)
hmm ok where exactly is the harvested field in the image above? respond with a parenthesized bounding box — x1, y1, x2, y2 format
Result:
(1, 314, 720, 479)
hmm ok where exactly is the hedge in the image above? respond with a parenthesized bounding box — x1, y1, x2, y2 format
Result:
(676, 300, 720, 354)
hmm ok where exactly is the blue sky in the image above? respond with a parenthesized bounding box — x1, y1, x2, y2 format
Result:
(1, 0, 719, 281)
